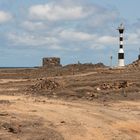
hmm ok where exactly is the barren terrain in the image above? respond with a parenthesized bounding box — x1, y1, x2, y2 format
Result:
(0, 62, 140, 140)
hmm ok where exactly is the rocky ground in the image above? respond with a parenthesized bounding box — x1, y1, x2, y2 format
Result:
(0, 60, 140, 140)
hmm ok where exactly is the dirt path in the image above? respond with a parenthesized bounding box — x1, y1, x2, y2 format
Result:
(0, 95, 140, 140)
(48, 71, 97, 79)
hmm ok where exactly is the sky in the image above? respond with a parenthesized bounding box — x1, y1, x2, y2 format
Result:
(0, 0, 140, 67)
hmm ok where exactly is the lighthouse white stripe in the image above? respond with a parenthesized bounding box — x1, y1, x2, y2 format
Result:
(118, 59, 125, 67)
(120, 41, 123, 45)
(119, 48, 124, 53)
(120, 34, 123, 38)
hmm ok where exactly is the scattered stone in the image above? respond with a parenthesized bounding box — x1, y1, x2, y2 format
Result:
(90, 93, 95, 97)
(29, 110, 37, 112)
(2, 122, 20, 134)
(96, 87, 101, 91)
(0, 112, 9, 116)
(119, 80, 128, 88)
(0, 100, 10, 104)
(60, 121, 66, 124)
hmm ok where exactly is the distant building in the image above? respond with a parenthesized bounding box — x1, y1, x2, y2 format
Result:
(42, 57, 62, 68)
(138, 48, 140, 60)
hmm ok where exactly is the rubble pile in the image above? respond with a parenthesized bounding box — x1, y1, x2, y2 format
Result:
(64, 63, 106, 70)
(26, 79, 60, 92)
(94, 63, 106, 67)
(127, 59, 140, 70)
(97, 80, 129, 91)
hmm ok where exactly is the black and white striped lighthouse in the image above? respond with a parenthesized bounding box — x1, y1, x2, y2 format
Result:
(118, 23, 125, 67)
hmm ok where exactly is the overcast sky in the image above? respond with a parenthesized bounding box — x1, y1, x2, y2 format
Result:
(0, 0, 140, 67)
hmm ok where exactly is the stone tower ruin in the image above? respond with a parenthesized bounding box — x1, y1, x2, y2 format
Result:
(42, 57, 61, 68)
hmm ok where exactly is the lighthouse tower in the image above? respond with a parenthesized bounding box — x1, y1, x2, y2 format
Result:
(118, 23, 125, 67)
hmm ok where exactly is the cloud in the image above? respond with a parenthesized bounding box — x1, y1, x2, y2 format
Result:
(89, 44, 106, 50)
(93, 12, 118, 27)
(27, 0, 120, 30)
(28, 0, 119, 29)
(7, 32, 61, 50)
(7, 28, 118, 52)
(59, 29, 96, 41)
(22, 21, 46, 31)
(125, 20, 140, 47)
(5, 0, 122, 53)
(23, 0, 121, 53)
(126, 32, 140, 45)
(29, 3, 89, 21)
(5, 1, 127, 56)
(59, 29, 117, 45)
(0, 11, 12, 23)
(97, 36, 117, 45)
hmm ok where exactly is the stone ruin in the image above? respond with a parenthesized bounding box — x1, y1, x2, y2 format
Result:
(42, 57, 62, 68)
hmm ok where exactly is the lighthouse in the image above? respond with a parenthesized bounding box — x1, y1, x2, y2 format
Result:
(118, 23, 125, 67)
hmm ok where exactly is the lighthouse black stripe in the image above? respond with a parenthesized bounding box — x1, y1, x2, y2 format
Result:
(119, 30, 124, 34)
(120, 37, 123, 41)
(120, 45, 123, 48)
(118, 53, 124, 59)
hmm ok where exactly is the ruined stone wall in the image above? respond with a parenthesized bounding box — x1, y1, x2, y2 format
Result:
(42, 57, 61, 68)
